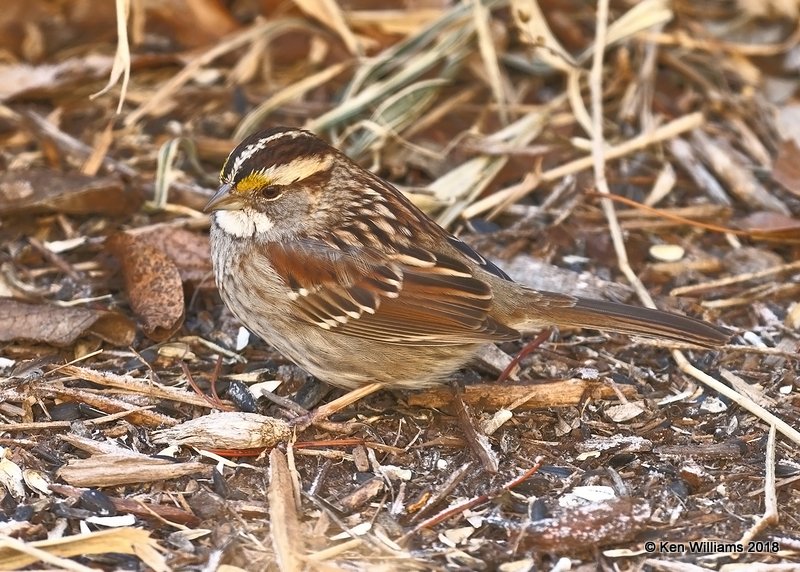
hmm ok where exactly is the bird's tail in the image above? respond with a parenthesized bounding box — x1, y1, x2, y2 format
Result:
(512, 290, 729, 348)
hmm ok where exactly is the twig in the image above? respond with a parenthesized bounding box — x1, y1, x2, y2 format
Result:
(0, 406, 156, 432)
(452, 388, 498, 473)
(408, 461, 473, 523)
(400, 458, 544, 542)
(737, 424, 778, 548)
(671, 356, 800, 446)
(670, 260, 800, 297)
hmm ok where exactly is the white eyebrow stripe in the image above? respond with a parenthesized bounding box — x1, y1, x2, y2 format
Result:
(229, 130, 312, 180)
(270, 154, 334, 185)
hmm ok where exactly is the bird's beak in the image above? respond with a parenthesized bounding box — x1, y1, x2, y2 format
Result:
(204, 184, 244, 212)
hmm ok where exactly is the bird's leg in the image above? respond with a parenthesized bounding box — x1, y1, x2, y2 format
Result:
(496, 328, 552, 384)
(290, 382, 385, 430)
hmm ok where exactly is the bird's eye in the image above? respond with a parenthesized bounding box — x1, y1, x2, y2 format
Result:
(262, 185, 282, 200)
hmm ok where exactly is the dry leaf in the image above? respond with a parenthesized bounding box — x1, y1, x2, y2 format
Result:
(605, 402, 646, 422)
(0, 169, 141, 216)
(736, 211, 800, 243)
(145, 0, 239, 48)
(0, 298, 135, 347)
(107, 232, 185, 341)
(772, 139, 800, 196)
(131, 227, 212, 282)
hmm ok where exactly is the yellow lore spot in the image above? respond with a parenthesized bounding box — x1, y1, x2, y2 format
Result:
(236, 171, 272, 193)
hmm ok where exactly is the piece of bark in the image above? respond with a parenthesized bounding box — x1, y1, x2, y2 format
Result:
(518, 498, 651, 551)
(57, 453, 209, 487)
(407, 380, 638, 410)
(268, 449, 304, 572)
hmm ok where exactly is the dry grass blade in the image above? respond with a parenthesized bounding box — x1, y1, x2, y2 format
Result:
(673, 355, 800, 446)
(292, 0, 361, 55)
(692, 130, 790, 215)
(307, 23, 474, 133)
(342, 0, 504, 99)
(578, 0, 672, 62)
(511, 0, 575, 71)
(670, 260, 800, 297)
(644, 24, 800, 57)
(472, 0, 508, 123)
(0, 528, 166, 571)
(0, 536, 95, 572)
(346, 9, 443, 35)
(234, 61, 351, 140)
(462, 112, 704, 220)
(344, 78, 450, 157)
(90, 0, 131, 113)
(153, 137, 201, 210)
(125, 19, 316, 126)
(433, 106, 555, 227)
(307, 0, 505, 134)
(59, 364, 228, 409)
(738, 424, 779, 546)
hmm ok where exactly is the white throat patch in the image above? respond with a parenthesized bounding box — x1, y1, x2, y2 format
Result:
(214, 209, 274, 238)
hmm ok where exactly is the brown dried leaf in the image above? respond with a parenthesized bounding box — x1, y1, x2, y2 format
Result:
(772, 139, 800, 196)
(107, 233, 185, 341)
(0, 298, 134, 347)
(0, 169, 141, 216)
(735, 211, 800, 243)
(131, 227, 212, 283)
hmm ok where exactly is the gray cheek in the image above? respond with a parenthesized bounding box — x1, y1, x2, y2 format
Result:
(262, 192, 311, 238)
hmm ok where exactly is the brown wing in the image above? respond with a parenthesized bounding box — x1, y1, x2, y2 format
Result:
(263, 240, 520, 346)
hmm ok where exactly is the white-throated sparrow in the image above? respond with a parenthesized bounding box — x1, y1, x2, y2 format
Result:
(206, 127, 728, 390)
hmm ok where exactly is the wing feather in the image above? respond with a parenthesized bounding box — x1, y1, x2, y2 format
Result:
(262, 240, 520, 345)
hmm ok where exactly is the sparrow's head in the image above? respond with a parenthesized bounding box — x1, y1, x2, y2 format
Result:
(206, 127, 435, 249)
(205, 127, 344, 240)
